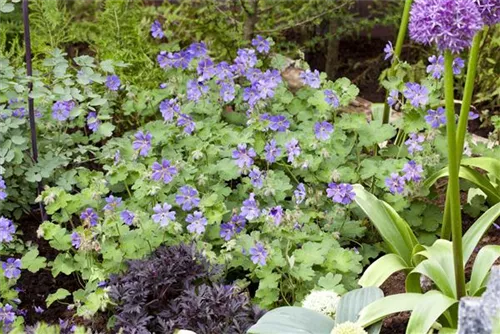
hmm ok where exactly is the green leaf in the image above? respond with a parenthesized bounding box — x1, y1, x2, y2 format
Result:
(463, 202, 500, 263)
(406, 291, 457, 334)
(469, 245, 500, 296)
(46, 288, 71, 307)
(52, 253, 76, 277)
(335, 287, 384, 334)
(352, 184, 418, 265)
(97, 122, 115, 137)
(357, 293, 425, 328)
(461, 157, 500, 182)
(318, 273, 343, 292)
(359, 254, 408, 288)
(247, 306, 335, 334)
(21, 249, 47, 273)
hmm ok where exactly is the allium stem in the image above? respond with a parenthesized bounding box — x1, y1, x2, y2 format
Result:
(441, 30, 483, 240)
(382, 0, 413, 124)
(443, 50, 466, 299)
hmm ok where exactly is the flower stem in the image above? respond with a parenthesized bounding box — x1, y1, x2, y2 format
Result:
(443, 50, 466, 299)
(441, 31, 483, 240)
(382, 0, 413, 124)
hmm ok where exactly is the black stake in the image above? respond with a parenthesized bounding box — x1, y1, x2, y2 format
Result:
(22, 0, 46, 221)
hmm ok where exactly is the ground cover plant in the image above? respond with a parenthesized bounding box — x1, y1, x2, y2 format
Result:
(1, 0, 500, 333)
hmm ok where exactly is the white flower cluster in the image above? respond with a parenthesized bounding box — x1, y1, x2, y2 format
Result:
(301, 290, 341, 318)
(330, 321, 367, 334)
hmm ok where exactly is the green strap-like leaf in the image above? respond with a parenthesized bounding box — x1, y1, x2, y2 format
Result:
(359, 254, 409, 288)
(247, 306, 335, 334)
(461, 157, 500, 183)
(408, 258, 456, 298)
(357, 293, 424, 328)
(469, 245, 500, 296)
(463, 202, 500, 263)
(335, 287, 384, 334)
(406, 291, 457, 334)
(353, 184, 417, 264)
(424, 166, 500, 204)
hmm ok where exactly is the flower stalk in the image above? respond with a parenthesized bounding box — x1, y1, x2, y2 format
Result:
(443, 50, 466, 299)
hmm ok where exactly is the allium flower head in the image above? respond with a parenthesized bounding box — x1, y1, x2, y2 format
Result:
(241, 193, 260, 220)
(385, 173, 406, 194)
(326, 183, 356, 205)
(409, 0, 484, 53)
(425, 107, 446, 128)
(152, 203, 176, 227)
(264, 139, 281, 163)
(106, 75, 121, 91)
(302, 290, 340, 318)
(324, 89, 340, 108)
(150, 20, 164, 39)
(252, 35, 270, 54)
(330, 322, 368, 334)
(52, 100, 75, 121)
(402, 160, 424, 182)
(249, 242, 268, 266)
(86, 112, 100, 133)
(383, 41, 394, 61)
(314, 121, 334, 141)
(80, 207, 99, 226)
(151, 159, 178, 184)
(0, 176, 7, 201)
(285, 138, 301, 163)
(2, 258, 21, 279)
(405, 133, 425, 155)
(175, 186, 200, 211)
(0, 217, 15, 243)
(120, 210, 135, 226)
(474, 0, 500, 25)
(232, 143, 257, 170)
(186, 211, 208, 235)
(299, 69, 321, 88)
(294, 183, 306, 204)
(403, 83, 429, 108)
(132, 131, 152, 156)
(159, 98, 180, 122)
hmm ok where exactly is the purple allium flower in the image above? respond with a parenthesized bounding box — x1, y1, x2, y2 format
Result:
(474, 0, 500, 25)
(104, 195, 122, 212)
(120, 210, 135, 226)
(151, 159, 178, 184)
(106, 75, 121, 91)
(0, 217, 15, 243)
(0, 304, 15, 325)
(469, 111, 479, 120)
(34, 306, 44, 314)
(326, 183, 356, 205)
(409, 0, 483, 53)
(152, 203, 176, 227)
(197, 57, 217, 81)
(266, 115, 289, 132)
(405, 133, 425, 155)
(324, 89, 340, 108)
(177, 113, 196, 135)
(403, 83, 429, 108)
(215, 61, 234, 80)
(249, 242, 268, 266)
(402, 160, 424, 182)
(150, 20, 164, 39)
(264, 139, 281, 163)
(2, 258, 21, 279)
(252, 35, 270, 54)
(234, 48, 258, 72)
(425, 107, 446, 128)
(187, 42, 208, 58)
(453, 57, 465, 75)
(186, 211, 208, 235)
(387, 89, 399, 107)
(249, 167, 264, 188)
(132, 131, 152, 156)
(51, 100, 75, 121)
(285, 138, 301, 163)
(386, 173, 406, 194)
(80, 207, 99, 225)
(175, 186, 200, 211)
(159, 98, 180, 122)
(314, 121, 334, 141)
(299, 69, 321, 89)
(384, 41, 394, 61)
(232, 143, 257, 170)
(219, 81, 236, 102)
(241, 193, 260, 220)
(186, 79, 208, 102)
(0, 176, 7, 201)
(427, 55, 444, 79)
(294, 183, 306, 204)
(71, 232, 81, 249)
(86, 112, 101, 133)
(268, 206, 284, 225)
